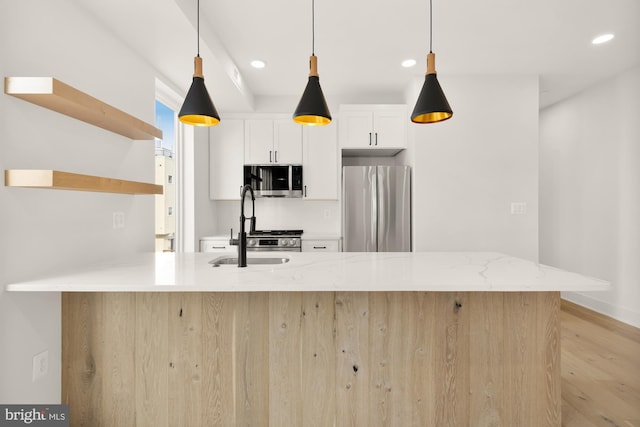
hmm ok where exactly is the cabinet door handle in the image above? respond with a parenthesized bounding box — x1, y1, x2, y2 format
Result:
(304, 185, 307, 197)
(269, 150, 273, 162)
(313, 246, 327, 249)
(375, 133, 378, 146)
(275, 150, 278, 163)
(369, 132, 372, 146)
(210, 246, 227, 249)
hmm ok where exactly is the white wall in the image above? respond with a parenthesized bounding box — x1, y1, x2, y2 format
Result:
(0, 0, 158, 402)
(540, 66, 640, 327)
(407, 75, 540, 260)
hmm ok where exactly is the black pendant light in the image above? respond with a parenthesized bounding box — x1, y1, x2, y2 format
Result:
(293, 0, 331, 126)
(179, 0, 220, 127)
(411, 0, 452, 124)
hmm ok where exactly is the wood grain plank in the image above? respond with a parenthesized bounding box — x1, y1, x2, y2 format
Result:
(409, 293, 436, 427)
(102, 293, 136, 426)
(300, 292, 336, 427)
(503, 292, 538, 427)
(469, 292, 504, 427)
(269, 292, 303, 427)
(387, 293, 420, 427)
(335, 292, 370, 427)
(368, 292, 391, 427)
(135, 293, 169, 427)
(62, 292, 104, 427)
(538, 292, 561, 427)
(433, 292, 470, 427)
(168, 293, 203, 427)
(235, 293, 269, 427)
(202, 293, 236, 427)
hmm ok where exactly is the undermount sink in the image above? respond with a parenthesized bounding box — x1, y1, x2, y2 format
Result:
(209, 256, 290, 267)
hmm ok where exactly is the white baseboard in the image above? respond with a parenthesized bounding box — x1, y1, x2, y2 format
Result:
(561, 291, 640, 328)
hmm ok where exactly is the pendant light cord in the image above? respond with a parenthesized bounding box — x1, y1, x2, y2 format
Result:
(197, 0, 200, 56)
(429, 0, 433, 53)
(312, 0, 315, 55)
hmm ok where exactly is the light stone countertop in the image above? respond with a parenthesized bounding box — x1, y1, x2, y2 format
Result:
(5, 252, 610, 293)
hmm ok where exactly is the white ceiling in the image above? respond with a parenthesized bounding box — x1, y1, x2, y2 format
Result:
(76, 0, 640, 111)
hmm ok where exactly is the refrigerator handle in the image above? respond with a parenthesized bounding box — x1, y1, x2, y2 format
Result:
(369, 167, 378, 252)
(377, 167, 387, 251)
(369, 132, 372, 146)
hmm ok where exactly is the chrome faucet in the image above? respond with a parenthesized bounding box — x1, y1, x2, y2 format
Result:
(229, 184, 256, 267)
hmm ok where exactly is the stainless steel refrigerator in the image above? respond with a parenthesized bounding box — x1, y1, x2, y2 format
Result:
(342, 165, 411, 252)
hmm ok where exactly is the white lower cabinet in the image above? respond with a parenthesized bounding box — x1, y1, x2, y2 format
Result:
(302, 239, 342, 252)
(200, 239, 233, 252)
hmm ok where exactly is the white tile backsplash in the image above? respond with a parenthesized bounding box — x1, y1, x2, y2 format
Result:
(214, 199, 340, 235)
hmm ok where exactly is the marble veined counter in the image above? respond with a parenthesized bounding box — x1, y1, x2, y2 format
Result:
(6, 251, 609, 292)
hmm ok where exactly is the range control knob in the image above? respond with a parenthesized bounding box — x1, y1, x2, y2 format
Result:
(289, 239, 297, 246)
(280, 239, 289, 246)
(248, 239, 257, 246)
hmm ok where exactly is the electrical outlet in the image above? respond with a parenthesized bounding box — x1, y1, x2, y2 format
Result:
(510, 202, 527, 215)
(112, 212, 125, 229)
(32, 350, 49, 382)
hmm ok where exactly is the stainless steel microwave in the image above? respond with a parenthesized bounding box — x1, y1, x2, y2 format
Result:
(243, 165, 303, 198)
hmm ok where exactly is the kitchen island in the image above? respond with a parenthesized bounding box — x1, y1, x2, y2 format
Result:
(8, 252, 609, 427)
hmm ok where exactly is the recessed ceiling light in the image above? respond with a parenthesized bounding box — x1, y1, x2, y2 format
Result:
(402, 59, 417, 68)
(592, 33, 614, 45)
(250, 60, 266, 69)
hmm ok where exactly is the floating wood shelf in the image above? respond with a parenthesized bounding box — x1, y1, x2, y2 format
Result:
(4, 77, 163, 140)
(5, 170, 163, 195)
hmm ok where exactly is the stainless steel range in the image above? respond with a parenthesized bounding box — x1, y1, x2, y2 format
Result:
(247, 230, 303, 252)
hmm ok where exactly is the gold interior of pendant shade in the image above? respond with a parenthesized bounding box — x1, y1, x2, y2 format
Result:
(411, 111, 452, 124)
(179, 115, 220, 126)
(293, 115, 331, 126)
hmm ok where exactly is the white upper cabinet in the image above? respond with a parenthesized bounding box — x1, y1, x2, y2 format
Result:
(303, 123, 338, 200)
(244, 119, 273, 164)
(274, 119, 303, 164)
(210, 119, 244, 200)
(244, 119, 302, 164)
(339, 105, 407, 155)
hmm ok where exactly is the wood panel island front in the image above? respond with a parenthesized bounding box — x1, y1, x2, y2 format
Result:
(7, 252, 610, 427)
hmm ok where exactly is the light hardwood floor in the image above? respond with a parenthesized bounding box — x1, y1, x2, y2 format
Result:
(561, 300, 640, 427)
